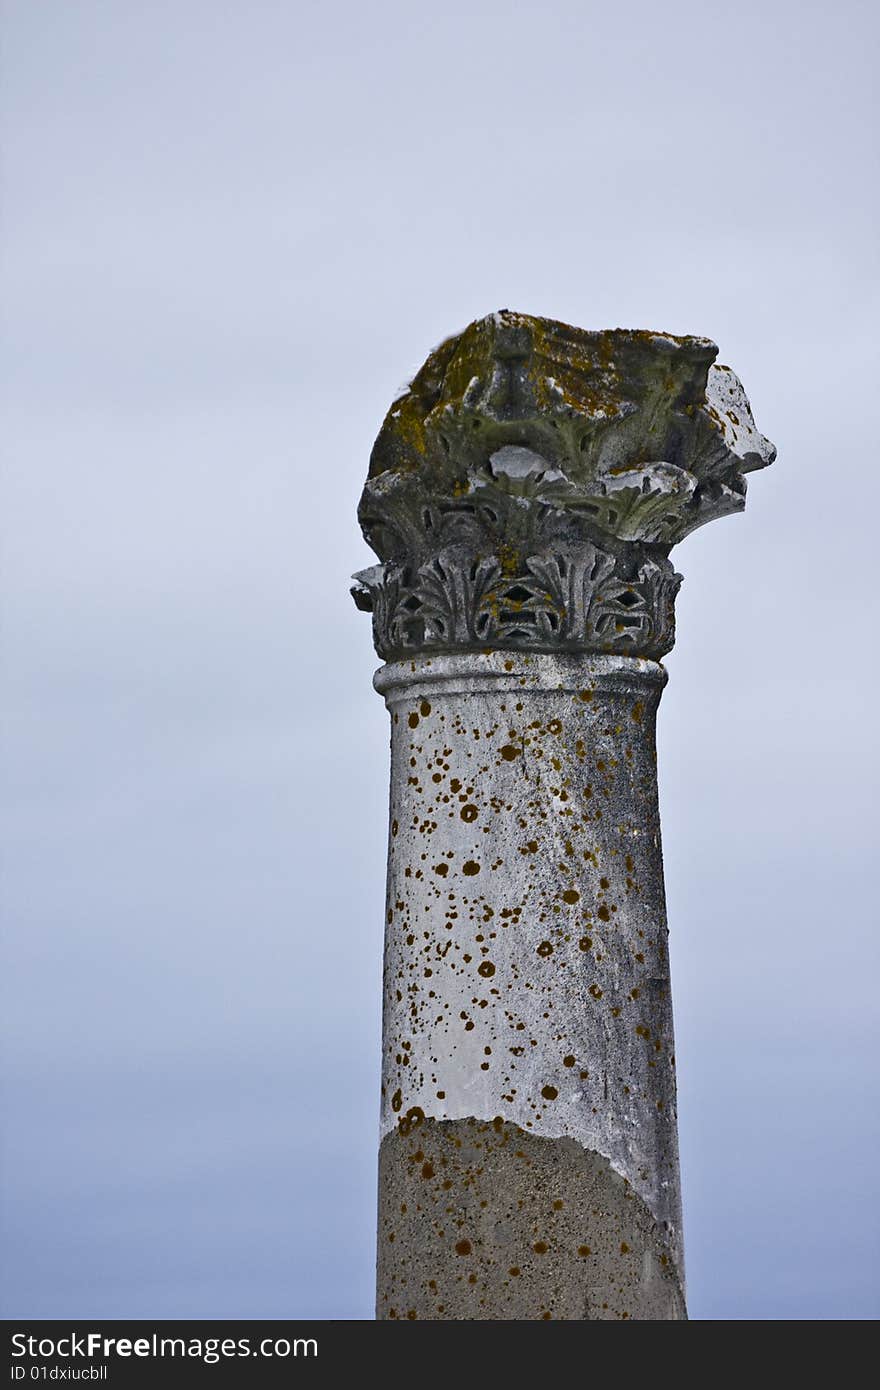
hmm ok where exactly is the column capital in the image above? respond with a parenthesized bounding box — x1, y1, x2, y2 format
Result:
(353, 311, 774, 661)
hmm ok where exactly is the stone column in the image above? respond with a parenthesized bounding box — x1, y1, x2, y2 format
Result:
(352, 312, 774, 1321)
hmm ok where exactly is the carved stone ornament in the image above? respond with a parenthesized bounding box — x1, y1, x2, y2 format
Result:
(353, 312, 775, 660)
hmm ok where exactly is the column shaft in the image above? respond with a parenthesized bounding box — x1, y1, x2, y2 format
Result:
(375, 651, 684, 1321)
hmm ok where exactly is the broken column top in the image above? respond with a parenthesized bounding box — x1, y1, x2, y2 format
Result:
(354, 310, 774, 662)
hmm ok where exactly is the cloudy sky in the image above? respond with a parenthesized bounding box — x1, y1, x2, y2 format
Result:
(1, 0, 877, 1319)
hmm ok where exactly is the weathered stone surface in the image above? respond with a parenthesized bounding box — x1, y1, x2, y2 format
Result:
(353, 311, 774, 661)
(356, 315, 773, 1320)
(378, 1118, 685, 1321)
(375, 651, 682, 1317)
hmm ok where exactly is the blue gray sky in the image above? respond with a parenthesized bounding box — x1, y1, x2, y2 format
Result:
(1, 0, 877, 1319)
